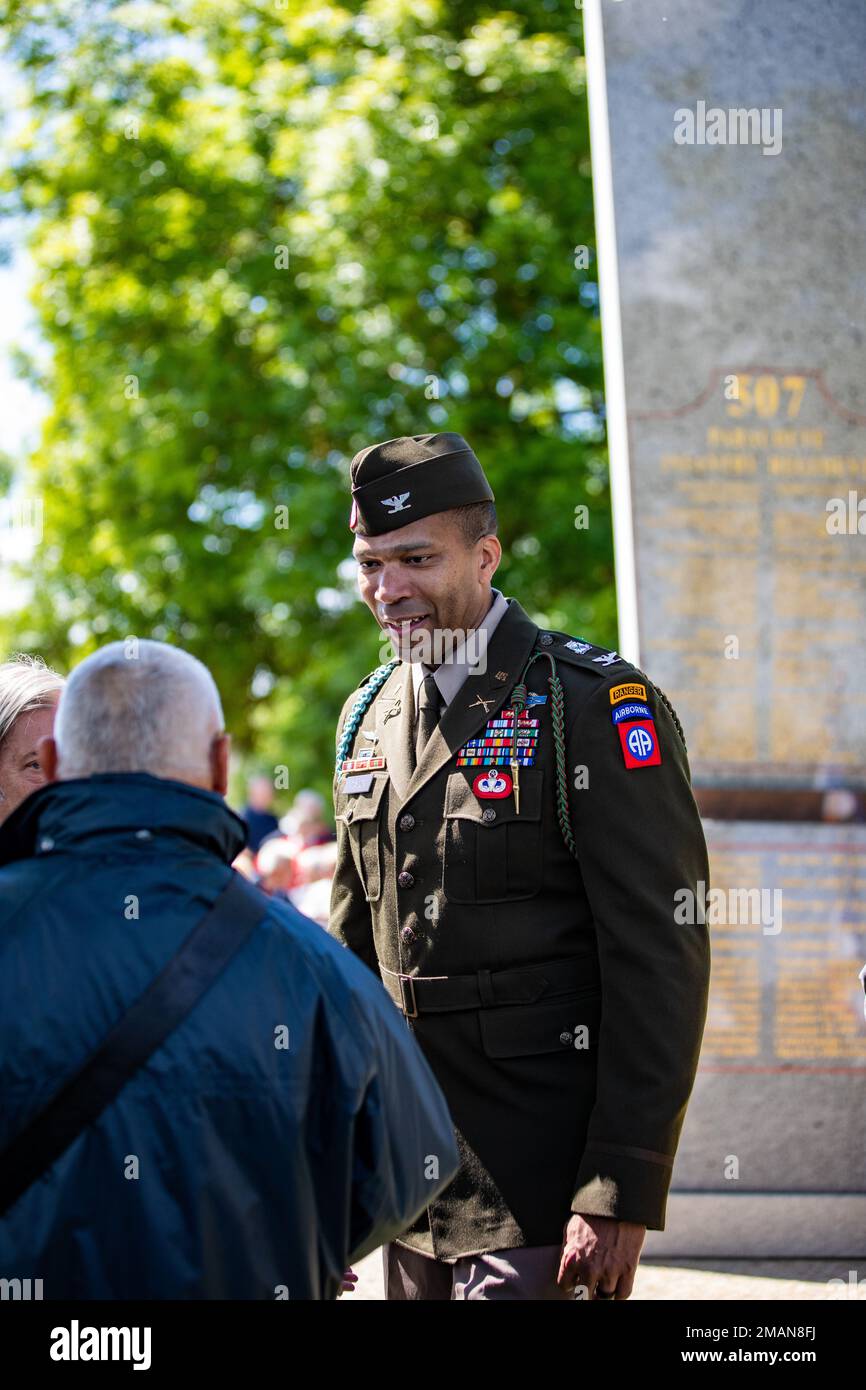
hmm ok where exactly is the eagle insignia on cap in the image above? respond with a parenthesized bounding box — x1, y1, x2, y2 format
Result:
(348, 433, 494, 535)
(381, 492, 412, 514)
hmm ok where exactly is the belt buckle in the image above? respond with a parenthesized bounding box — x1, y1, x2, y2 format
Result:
(399, 973, 418, 1019)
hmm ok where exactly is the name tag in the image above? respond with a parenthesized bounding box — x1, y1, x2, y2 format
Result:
(342, 773, 375, 793)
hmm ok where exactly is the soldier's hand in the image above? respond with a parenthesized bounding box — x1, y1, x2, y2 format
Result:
(557, 1213, 646, 1300)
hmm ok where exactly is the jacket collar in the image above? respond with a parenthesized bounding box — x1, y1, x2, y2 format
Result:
(0, 772, 248, 868)
(408, 587, 510, 712)
(378, 597, 540, 805)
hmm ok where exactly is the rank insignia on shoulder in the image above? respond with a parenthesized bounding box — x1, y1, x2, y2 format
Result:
(592, 649, 622, 667)
(609, 682, 648, 705)
(565, 639, 593, 655)
(617, 719, 662, 769)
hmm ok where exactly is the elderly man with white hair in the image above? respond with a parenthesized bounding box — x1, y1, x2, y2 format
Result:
(0, 638, 458, 1299)
(0, 654, 64, 824)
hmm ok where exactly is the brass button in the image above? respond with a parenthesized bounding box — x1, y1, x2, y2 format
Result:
(398, 870, 415, 889)
(399, 814, 416, 832)
(559, 1031, 574, 1046)
(481, 807, 497, 825)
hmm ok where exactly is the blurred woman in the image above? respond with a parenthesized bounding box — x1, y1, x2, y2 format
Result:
(0, 654, 64, 826)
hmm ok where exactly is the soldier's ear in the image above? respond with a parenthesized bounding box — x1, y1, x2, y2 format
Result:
(477, 533, 502, 581)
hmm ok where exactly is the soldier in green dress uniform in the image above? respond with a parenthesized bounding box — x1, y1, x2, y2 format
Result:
(328, 432, 711, 1300)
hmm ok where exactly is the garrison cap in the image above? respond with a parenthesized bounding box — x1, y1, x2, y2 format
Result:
(348, 432, 495, 535)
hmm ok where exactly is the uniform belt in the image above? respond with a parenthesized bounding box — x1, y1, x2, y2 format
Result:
(379, 954, 600, 1020)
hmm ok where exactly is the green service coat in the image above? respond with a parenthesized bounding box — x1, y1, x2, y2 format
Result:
(328, 597, 711, 1258)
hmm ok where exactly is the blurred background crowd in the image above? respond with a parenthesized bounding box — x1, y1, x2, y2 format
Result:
(234, 775, 337, 926)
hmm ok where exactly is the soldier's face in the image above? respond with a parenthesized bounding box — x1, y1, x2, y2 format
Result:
(353, 512, 501, 662)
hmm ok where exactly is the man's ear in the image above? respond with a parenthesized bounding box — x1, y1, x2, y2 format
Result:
(37, 736, 60, 783)
(211, 733, 231, 796)
(478, 534, 502, 581)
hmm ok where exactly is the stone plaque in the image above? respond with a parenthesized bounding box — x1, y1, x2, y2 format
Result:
(646, 821, 866, 1257)
(631, 369, 866, 790)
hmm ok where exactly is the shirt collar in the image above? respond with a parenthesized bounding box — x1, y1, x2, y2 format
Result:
(410, 588, 510, 710)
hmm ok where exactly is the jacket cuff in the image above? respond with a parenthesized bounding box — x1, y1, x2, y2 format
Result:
(571, 1142, 675, 1230)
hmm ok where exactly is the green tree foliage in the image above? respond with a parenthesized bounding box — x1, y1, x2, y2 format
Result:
(1, 0, 614, 803)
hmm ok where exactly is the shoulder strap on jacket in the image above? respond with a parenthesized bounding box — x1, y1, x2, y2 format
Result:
(0, 871, 270, 1219)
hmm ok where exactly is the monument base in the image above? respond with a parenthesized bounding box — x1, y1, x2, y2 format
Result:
(644, 1194, 866, 1258)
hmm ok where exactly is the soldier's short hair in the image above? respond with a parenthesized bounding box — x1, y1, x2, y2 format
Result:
(447, 501, 498, 547)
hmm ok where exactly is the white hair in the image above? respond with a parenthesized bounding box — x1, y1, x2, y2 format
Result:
(256, 836, 295, 877)
(0, 654, 64, 752)
(54, 639, 224, 781)
(292, 789, 326, 823)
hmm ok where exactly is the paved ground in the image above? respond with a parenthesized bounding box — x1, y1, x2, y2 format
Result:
(341, 1251, 866, 1300)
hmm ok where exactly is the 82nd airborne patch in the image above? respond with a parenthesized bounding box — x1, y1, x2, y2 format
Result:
(617, 718, 662, 769)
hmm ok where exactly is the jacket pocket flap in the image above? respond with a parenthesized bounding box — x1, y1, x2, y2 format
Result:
(444, 769, 543, 823)
(479, 992, 601, 1059)
(335, 773, 389, 824)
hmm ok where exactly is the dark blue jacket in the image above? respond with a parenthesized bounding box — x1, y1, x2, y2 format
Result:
(0, 774, 458, 1299)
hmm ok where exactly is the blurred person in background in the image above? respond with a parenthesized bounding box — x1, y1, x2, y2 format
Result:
(0, 638, 459, 1299)
(286, 840, 339, 928)
(255, 835, 296, 899)
(231, 846, 260, 882)
(0, 655, 64, 827)
(279, 788, 335, 846)
(256, 834, 338, 928)
(240, 772, 280, 851)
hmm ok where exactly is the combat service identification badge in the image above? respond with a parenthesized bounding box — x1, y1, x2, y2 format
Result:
(617, 718, 662, 769)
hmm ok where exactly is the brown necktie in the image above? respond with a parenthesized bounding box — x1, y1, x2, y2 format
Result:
(414, 673, 442, 767)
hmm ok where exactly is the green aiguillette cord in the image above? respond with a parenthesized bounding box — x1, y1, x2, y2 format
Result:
(512, 649, 578, 860)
